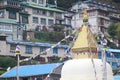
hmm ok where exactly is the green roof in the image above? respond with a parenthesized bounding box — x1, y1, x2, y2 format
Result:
(22, 3, 64, 13)
(0, 18, 17, 24)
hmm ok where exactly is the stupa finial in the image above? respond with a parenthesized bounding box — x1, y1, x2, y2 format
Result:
(83, 9, 88, 23)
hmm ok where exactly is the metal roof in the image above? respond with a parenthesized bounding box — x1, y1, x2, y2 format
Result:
(0, 63, 61, 78)
(0, 18, 17, 24)
(114, 75, 120, 80)
(21, 3, 64, 13)
(99, 45, 120, 53)
(7, 41, 68, 48)
(107, 49, 120, 53)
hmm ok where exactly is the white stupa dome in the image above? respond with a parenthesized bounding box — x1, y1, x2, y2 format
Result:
(60, 59, 114, 80)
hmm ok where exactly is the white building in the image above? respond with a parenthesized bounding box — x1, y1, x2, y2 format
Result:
(0, 0, 21, 40)
(20, 0, 64, 31)
(71, 0, 120, 34)
(0, 35, 68, 63)
(0, 0, 66, 40)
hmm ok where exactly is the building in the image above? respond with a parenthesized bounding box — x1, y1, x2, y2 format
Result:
(20, 0, 64, 31)
(71, 0, 120, 34)
(0, 0, 21, 21)
(0, 35, 68, 63)
(0, 18, 19, 40)
(0, 63, 62, 80)
(60, 9, 114, 80)
(0, 0, 22, 40)
(0, 0, 65, 40)
(0, 61, 120, 80)
(99, 48, 120, 69)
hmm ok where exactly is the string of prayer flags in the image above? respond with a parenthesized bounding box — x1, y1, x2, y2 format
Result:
(19, 29, 77, 63)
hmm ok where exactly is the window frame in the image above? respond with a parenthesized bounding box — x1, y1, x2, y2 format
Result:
(25, 45, 33, 54)
(33, 17, 38, 23)
(41, 18, 46, 25)
(9, 11, 16, 19)
(48, 19, 54, 25)
(40, 47, 46, 53)
(53, 48, 58, 54)
(38, 0, 44, 4)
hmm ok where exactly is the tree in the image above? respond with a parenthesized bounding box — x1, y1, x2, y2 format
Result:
(108, 23, 117, 37)
(115, 23, 120, 40)
(108, 22, 120, 48)
(0, 57, 17, 69)
(113, 0, 120, 2)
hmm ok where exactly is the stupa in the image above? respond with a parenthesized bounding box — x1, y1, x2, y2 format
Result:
(60, 9, 114, 80)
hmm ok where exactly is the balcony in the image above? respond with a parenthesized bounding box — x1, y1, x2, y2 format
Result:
(98, 15, 109, 20)
(19, 10, 29, 15)
(109, 14, 120, 20)
(0, 4, 6, 9)
(98, 22, 104, 27)
(55, 15, 64, 20)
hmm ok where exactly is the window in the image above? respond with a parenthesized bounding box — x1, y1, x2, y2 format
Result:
(32, 9, 42, 15)
(25, 45, 32, 54)
(112, 62, 118, 68)
(22, 15, 28, 23)
(32, 9, 37, 14)
(79, 13, 83, 18)
(32, 0, 37, 3)
(48, 19, 54, 25)
(0, 23, 12, 32)
(10, 44, 16, 53)
(0, 10, 4, 18)
(41, 18, 46, 25)
(55, 13, 62, 19)
(41, 10, 47, 16)
(39, 0, 44, 4)
(40, 47, 46, 53)
(9, 11, 16, 19)
(67, 19, 71, 25)
(33, 17, 38, 23)
(49, 11, 54, 17)
(53, 48, 58, 54)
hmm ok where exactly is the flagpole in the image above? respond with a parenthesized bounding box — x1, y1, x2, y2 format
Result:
(101, 38, 107, 80)
(102, 50, 107, 80)
(17, 54, 20, 80)
(15, 45, 20, 80)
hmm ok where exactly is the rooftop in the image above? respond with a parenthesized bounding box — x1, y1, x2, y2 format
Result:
(7, 41, 68, 48)
(0, 18, 17, 24)
(0, 63, 61, 78)
(21, 3, 64, 13)
(114, 75, 120, 80)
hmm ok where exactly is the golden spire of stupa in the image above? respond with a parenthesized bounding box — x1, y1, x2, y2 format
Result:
(71, 9, 98, 59)
(83, 9, 88, 23)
